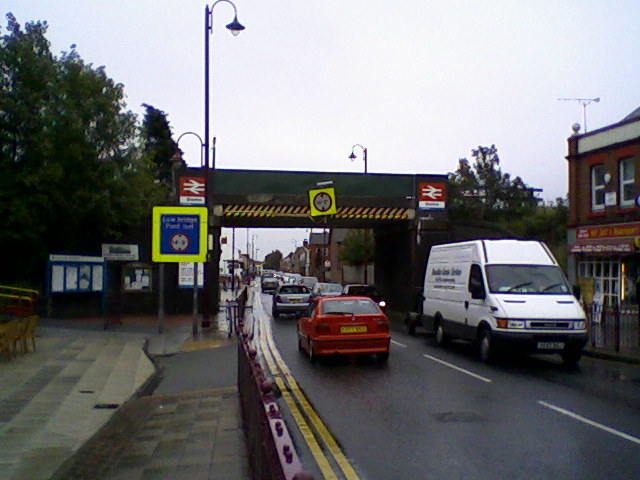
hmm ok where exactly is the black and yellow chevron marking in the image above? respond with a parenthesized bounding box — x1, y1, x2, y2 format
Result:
(223, 204, 409, 220)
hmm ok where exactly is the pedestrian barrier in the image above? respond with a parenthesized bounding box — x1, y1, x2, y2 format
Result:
(235, 286, 314, 480)
(0, 285, 40, 318)
(586, 302, 640, 354)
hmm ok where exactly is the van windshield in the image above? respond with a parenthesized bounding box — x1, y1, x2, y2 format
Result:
(485, 265, 571, 294)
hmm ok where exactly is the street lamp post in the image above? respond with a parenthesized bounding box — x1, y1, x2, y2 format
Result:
(203, 1, 245, 326)
(349, 144, 369, 283)
(176, 132, 206, 334)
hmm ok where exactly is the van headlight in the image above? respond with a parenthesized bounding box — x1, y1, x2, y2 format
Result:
(574, 321, 586, 330)
(496, 318, 525, 329)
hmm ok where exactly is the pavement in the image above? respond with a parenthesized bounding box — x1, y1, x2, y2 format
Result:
(0, 290, 250, 480)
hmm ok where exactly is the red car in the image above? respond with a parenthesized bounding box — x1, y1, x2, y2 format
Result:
(297, 296, 391, 362)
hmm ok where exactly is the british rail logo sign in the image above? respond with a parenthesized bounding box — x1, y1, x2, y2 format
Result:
(179, 176, 206, 205)
(418, 182, 446, 210)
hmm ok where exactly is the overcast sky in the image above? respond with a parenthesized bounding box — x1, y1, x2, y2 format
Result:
(6, 1, 640, 261)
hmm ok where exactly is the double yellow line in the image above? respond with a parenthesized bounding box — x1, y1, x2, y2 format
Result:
(253, 294, 360, 480)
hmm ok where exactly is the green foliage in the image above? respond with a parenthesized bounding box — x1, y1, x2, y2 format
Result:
(141, 104, 178, 187)
(447, 145, 568, 269)
(508, 198, 569, 269)
(338, 229, 373, 266)
(0, 14, 164, 286)
(448, 145, 539, 220)
(264, 250, 283, 271)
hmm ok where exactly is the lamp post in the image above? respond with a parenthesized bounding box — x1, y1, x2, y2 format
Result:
(176, 132, 206, 334)
(349, 144, 369, 283)
(203, 1, 245, 326)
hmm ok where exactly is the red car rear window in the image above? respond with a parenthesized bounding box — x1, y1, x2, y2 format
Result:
(321, 299, 379, 315)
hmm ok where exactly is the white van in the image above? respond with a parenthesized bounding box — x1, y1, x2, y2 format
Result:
(420, 239, 588, 365)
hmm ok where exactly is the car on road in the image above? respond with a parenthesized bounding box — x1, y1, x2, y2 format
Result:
(300, 276, 319, 290)
(311, 282, 343, 298)
(297, 296, 391, 362)
(342, 284, 387, 311)
(261, 276, 279, 294)
(272, 284, 312, 318)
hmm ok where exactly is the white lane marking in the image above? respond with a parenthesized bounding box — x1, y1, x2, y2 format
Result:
(423, 354, 493, 383)
(391, 340, 406, 348)
(538, 400, 640, 445)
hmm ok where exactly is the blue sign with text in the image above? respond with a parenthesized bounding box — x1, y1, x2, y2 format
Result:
(160, 214, 201, 255)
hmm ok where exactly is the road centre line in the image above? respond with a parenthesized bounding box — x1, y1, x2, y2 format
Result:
(423, 354, 493, 383)
(538, 400, 640, 446)
(256, 293, 360, 480)
(390, 339, 406, 347)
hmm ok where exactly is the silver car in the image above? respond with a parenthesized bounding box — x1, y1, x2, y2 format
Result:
(272, 284, 312, 318)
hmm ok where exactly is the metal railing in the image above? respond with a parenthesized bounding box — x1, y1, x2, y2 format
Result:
(0, 286, 40, 318)
(585, 303, 640, 354)
(235, 286, 313, 480)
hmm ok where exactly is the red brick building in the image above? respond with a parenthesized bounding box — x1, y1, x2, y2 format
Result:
(566, 107, 640, 305)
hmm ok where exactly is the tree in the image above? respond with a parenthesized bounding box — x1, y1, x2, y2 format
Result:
(264, 250, 283, 271)
(448, 145, 539, 220)
(0, 14, 163, 286)
(141, 104, 178, 188)
(338, 229, 373, 266)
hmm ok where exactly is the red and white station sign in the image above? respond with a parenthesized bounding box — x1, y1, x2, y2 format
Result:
(179, 177, 206, 205)
(418, 182, 446, 210)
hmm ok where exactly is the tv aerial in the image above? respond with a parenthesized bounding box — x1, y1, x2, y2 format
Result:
(558, 97, 600, 133)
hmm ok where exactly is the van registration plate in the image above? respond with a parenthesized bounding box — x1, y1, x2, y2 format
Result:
(537, 341, 564, 350)
(340, 326, 367, 334)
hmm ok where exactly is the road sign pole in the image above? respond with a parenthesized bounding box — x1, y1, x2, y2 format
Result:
(192, 262, 199, 335)
(158, 263, 165, 334)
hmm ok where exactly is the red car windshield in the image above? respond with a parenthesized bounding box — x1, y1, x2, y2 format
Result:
(321, 299, 379, 315)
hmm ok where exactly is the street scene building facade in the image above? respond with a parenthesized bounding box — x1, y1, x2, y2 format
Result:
(566, 107, 640, 306)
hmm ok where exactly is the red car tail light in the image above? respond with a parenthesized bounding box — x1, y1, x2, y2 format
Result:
(316, 322, 331, 334)
(375, 317, 389, 332)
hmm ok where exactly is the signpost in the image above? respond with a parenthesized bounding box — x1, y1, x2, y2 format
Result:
(152, 206, 208, 334)
(308, 187, 337, 217)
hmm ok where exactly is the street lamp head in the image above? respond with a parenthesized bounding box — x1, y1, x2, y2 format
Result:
(349, 151, 357, 161)
(226, 15, 245, 35)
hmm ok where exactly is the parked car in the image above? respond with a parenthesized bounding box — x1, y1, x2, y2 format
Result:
(261, 276, 279, 294)
(311, 282, 343, 298)
(297, 296, 390, 362)
(342, 284, 387, 311)
(301, 276, 319, 290)
(272, 284, 312, 318)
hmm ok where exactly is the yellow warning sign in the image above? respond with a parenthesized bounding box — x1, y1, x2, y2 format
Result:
(308, 187, 337, 216)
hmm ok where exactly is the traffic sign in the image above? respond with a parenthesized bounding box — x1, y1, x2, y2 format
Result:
(309, 187, 337, 216)
(418, 182, 446, 210)
(179, 176, 206, 205)
(152, 206, 208, 262)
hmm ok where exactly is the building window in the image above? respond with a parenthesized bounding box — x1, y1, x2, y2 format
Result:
(591, 165, 606, 211)
(578, 257, 620, 306)
(619, 157, 635, 207)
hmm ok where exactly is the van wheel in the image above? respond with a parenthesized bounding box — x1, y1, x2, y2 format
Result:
(435, 322, 450, 347)
(479, 329, 494, 363)
(561, 347, 582, 367)
(405, 313, 416, 335)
